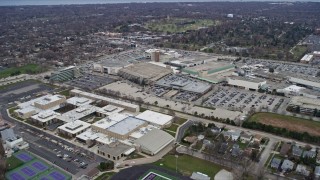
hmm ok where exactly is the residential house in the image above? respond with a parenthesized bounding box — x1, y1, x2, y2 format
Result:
(315, 166, 320, 178)
(218, 142, 228, 154)
(281, 159, 294, 172)
(253, 134, 263, 143)
(296, 164, 310, 176)
(211, 127, 221, 134)
(184, 136, 197, 144)
(280, 143, 291, 156)
(271, 158, 281, 169)
(222, 130, 241, 141)
(292, 145, 303, 157)
(303, 150, 316, 159)
(240, 132, 252, 142)
(231, 144, 241, 157)
(316, 153, 320, 164)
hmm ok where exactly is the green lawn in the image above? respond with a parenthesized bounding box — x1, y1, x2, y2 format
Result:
(58, 89, 70, 97)
(165, 124, 179, 132)
(291, 45, 308, 61)
(145, 18, 218, 33)
(125, 152, 145, 160)
(175, 118, 188, 125)
(6, 156, 23, 171)
(164, 130, 176, 137)
(154, 154, 223, 178)
(264, 153, 274, 167)
(95, 172, 116, 180)
(248, 112, 320, 136)
(237, 141, 248, 150)
(0, 64, 45, 79)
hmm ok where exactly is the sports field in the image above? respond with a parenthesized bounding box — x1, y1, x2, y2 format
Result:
(0, 64, 44, 78)
(249, 113, 320, 136)
(5, 151, 71, 180)
(139, 169, 177, 180)
(154, 154, 222, 179)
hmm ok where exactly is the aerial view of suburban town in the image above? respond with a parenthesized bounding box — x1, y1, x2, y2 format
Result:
(0, 1, 320, 180)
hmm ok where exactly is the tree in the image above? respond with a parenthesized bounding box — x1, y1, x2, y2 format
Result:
(154, 101, 158, 106)
(269, 67, 274, 73)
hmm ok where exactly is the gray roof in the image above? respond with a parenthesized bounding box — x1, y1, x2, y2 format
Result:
(315, 166, 320, 175)
(271, 158, 281, 169)
(98, 142, 131, 157)
(134, 129, 174, 155)
(292, 146, 303, 157)
(0, 129, 16, 141)
(281, 159, 294, 171)
(303, 150, 316, 158)
(232, 144, 241, 157)
(107, 117, 146, 135)
(190, 172, 210, 180)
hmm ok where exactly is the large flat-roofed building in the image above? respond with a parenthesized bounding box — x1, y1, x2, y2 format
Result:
(66, 96, 93, 108)
(15, 94, 66, 119)
(97, 142, 133, 161)
(56, 104, 99, 123)
(96, 105, 124, 117)
(134, 129, 174, 155)
(287, 96, 320, 115)
(155, 74, 212, 95)
(227, 76, 267, 91)
(300, 54, 314, 63)
(182, 61, 235, 77)
(76, 129, 99, 146)
(50, 66, 83, 82)
(57, 120, 91, 137)
(135, 110, 173, 128)
(288, 77, 320, 91)
(30, 110, 61, 126)
(93, 61, 131, 75)
(92, 113, 129, 132)
(118, 62, 172, 85)
(104, 117, 147, 140)
(70, 89, 139, 112)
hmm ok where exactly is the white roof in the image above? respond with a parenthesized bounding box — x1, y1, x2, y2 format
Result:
(70, 89, 139, 111)
(135, 110, 173, 126)
(134, 129, 174, 155)
(58, 120, 91, 134)
(289, 77, 320, 89)
(35, 95, 65, 106)
(290, 96, 320, 110)
(129, 125, 159, 139)
(97, 105, 124, 116)
(301, 54, 313, 62)
(92, 113, 128, 129)
(283, 85, 305, 92)
(95, 133, 113, 145)
(18, 94, 64, 109)
(56, 104, 99, 123)
(31, 110, 60, 123)
(15, 106, 38, 114)
(76, 129, 99, 141)
(66, 97, 93, 107)
(107, 117, 146, 135)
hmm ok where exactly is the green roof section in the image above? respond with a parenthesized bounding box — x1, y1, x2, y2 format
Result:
(207, 64, 235, 75)
(181, 68, 198, 75)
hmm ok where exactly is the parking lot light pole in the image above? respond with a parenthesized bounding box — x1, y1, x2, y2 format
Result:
(175, 155, 178, 173)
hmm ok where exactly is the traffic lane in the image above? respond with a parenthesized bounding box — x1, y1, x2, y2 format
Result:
(28, 144, 79, 175)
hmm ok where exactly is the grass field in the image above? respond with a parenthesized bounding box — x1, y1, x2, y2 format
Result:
(145, 18, 218, 33)
(58, 89, 70, 97)
(154, 154, 222, 178)
(249, 113, 320, 136)
(0, 64, 45, 79)
(6, 156, 23, 171)
(291, 45, 308, 61)
(175, 118, 188, 125)
(165, 124, 179, 132)
(95, 172, 116, 180)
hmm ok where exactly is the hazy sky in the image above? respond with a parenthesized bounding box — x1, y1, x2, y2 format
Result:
(0, 0, 319, 6)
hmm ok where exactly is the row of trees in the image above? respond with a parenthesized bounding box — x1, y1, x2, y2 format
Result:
(242, 121, 320, 144)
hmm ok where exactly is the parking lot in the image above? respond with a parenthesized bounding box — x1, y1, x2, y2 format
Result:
(66, 74, 115, 91)
(204, 87, 287, 112)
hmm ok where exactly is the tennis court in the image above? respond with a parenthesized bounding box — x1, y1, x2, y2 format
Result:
(139, 170, 177, 180)
(14, 151, 34, 162)
(6, 157, 71, 180)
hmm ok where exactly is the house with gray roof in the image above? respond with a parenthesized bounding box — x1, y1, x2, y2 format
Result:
(281, 159, 294, 172)
(270, 158, 282, 169)
(315, 166, 320, 178)
(231, 144, 241, 157)
(296, 164, 310, 176)
(292, 145, 303, 157)
(303, 150, 316, 159)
